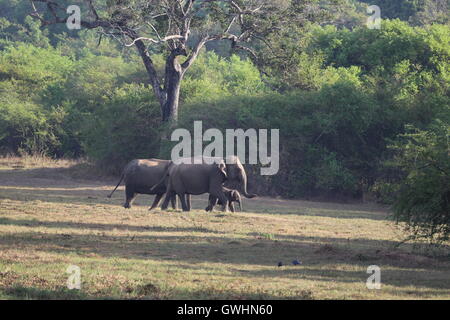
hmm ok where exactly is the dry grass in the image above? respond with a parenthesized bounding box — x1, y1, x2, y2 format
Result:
(0, 154, 80, 170)
(0, 157, 449, 300)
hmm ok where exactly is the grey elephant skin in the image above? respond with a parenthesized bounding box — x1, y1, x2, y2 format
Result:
(108, 159, 177, 210)
(157, 156, 256, 212)
(206, 188, 242, 212)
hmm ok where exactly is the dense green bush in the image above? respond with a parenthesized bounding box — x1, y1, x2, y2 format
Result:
(0, 44, 73, 154)
(389, 122, 450, 243)
(312, 21, 449, 75)
(81, 84, 162, 172)
(0, 41, 148, 158)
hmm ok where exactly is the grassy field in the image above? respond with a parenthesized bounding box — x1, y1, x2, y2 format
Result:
(0, 156, 449, 300)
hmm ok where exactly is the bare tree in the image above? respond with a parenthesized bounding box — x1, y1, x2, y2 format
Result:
(30, 0, 284, 122)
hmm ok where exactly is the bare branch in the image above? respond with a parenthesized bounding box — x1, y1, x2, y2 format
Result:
(224, 15, 237, 34)
(147, 22, 163, 41)
(183, 0, 195, 16)
(233, 43, 258, 61)
(30, 0, 48, 25)
(125, 35, 185, 47)
(181, 36, 208, 71)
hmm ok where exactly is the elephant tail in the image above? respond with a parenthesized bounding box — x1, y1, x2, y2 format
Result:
(150, 161, 172, 192)
(107, 173, 125, 198)
(150, 177, 165, 192)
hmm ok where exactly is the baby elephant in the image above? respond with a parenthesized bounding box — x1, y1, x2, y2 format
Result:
(206, 188, 242, 212)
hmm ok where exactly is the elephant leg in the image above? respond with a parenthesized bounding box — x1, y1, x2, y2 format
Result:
(209, 179, 229, 212)
(206, 195, 218, 212)
(124, 185, 136, 209)
(220, 195, 228, 212)
(170, 194, 178, 210)
(212, 191, 228, 212)
(149, 193, 163, 210)
(186, 194, 191, 211)
(179, 193, 190, 212)
(228, 201, 235, 212)
(161, 190, 174, 210)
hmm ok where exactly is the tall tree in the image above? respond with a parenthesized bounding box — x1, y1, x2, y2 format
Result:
(29, 0, 302, 122)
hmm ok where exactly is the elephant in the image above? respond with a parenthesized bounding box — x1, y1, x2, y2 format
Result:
(206, 188, 242, 212)
(154, 156, 256, 212)
(107, 158, 184, 210)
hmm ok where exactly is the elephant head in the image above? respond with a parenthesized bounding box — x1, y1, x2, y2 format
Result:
(224, 156, 257, 199)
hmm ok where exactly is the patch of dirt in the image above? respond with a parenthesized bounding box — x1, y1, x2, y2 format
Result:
(0, 271, 20, 286)
(136, 283, 161, 296)
(295, 289, 314, 300)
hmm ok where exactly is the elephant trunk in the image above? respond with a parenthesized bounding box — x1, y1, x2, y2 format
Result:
(239, 171, 257, 199)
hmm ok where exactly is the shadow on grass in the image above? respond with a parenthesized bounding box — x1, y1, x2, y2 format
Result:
(227, 265, 450, 291)
(1, 227, 449, 291)
(3, 279, 447, 299)
(1, 284, 314, 300)
(159, 260, 450, 293)
(0, 217, 223, 234)
(2, 286, 90, 300)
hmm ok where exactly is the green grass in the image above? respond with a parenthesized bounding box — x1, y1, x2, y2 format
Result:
(0, 156, 449, 299)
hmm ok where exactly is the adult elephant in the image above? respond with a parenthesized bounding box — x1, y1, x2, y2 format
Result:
(156, 156, 256, 212)
(107, 158, 180, 210)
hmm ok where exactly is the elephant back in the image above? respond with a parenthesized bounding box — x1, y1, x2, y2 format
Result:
(123, 159, 170, 187)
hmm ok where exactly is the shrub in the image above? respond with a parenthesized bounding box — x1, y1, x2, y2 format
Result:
(390, 122, 450, 243)
(81, 84, 162, 173)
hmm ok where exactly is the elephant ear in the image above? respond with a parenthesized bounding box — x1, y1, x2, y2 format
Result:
(217, 162, 227, 180)
(231, 190, 239, 201)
